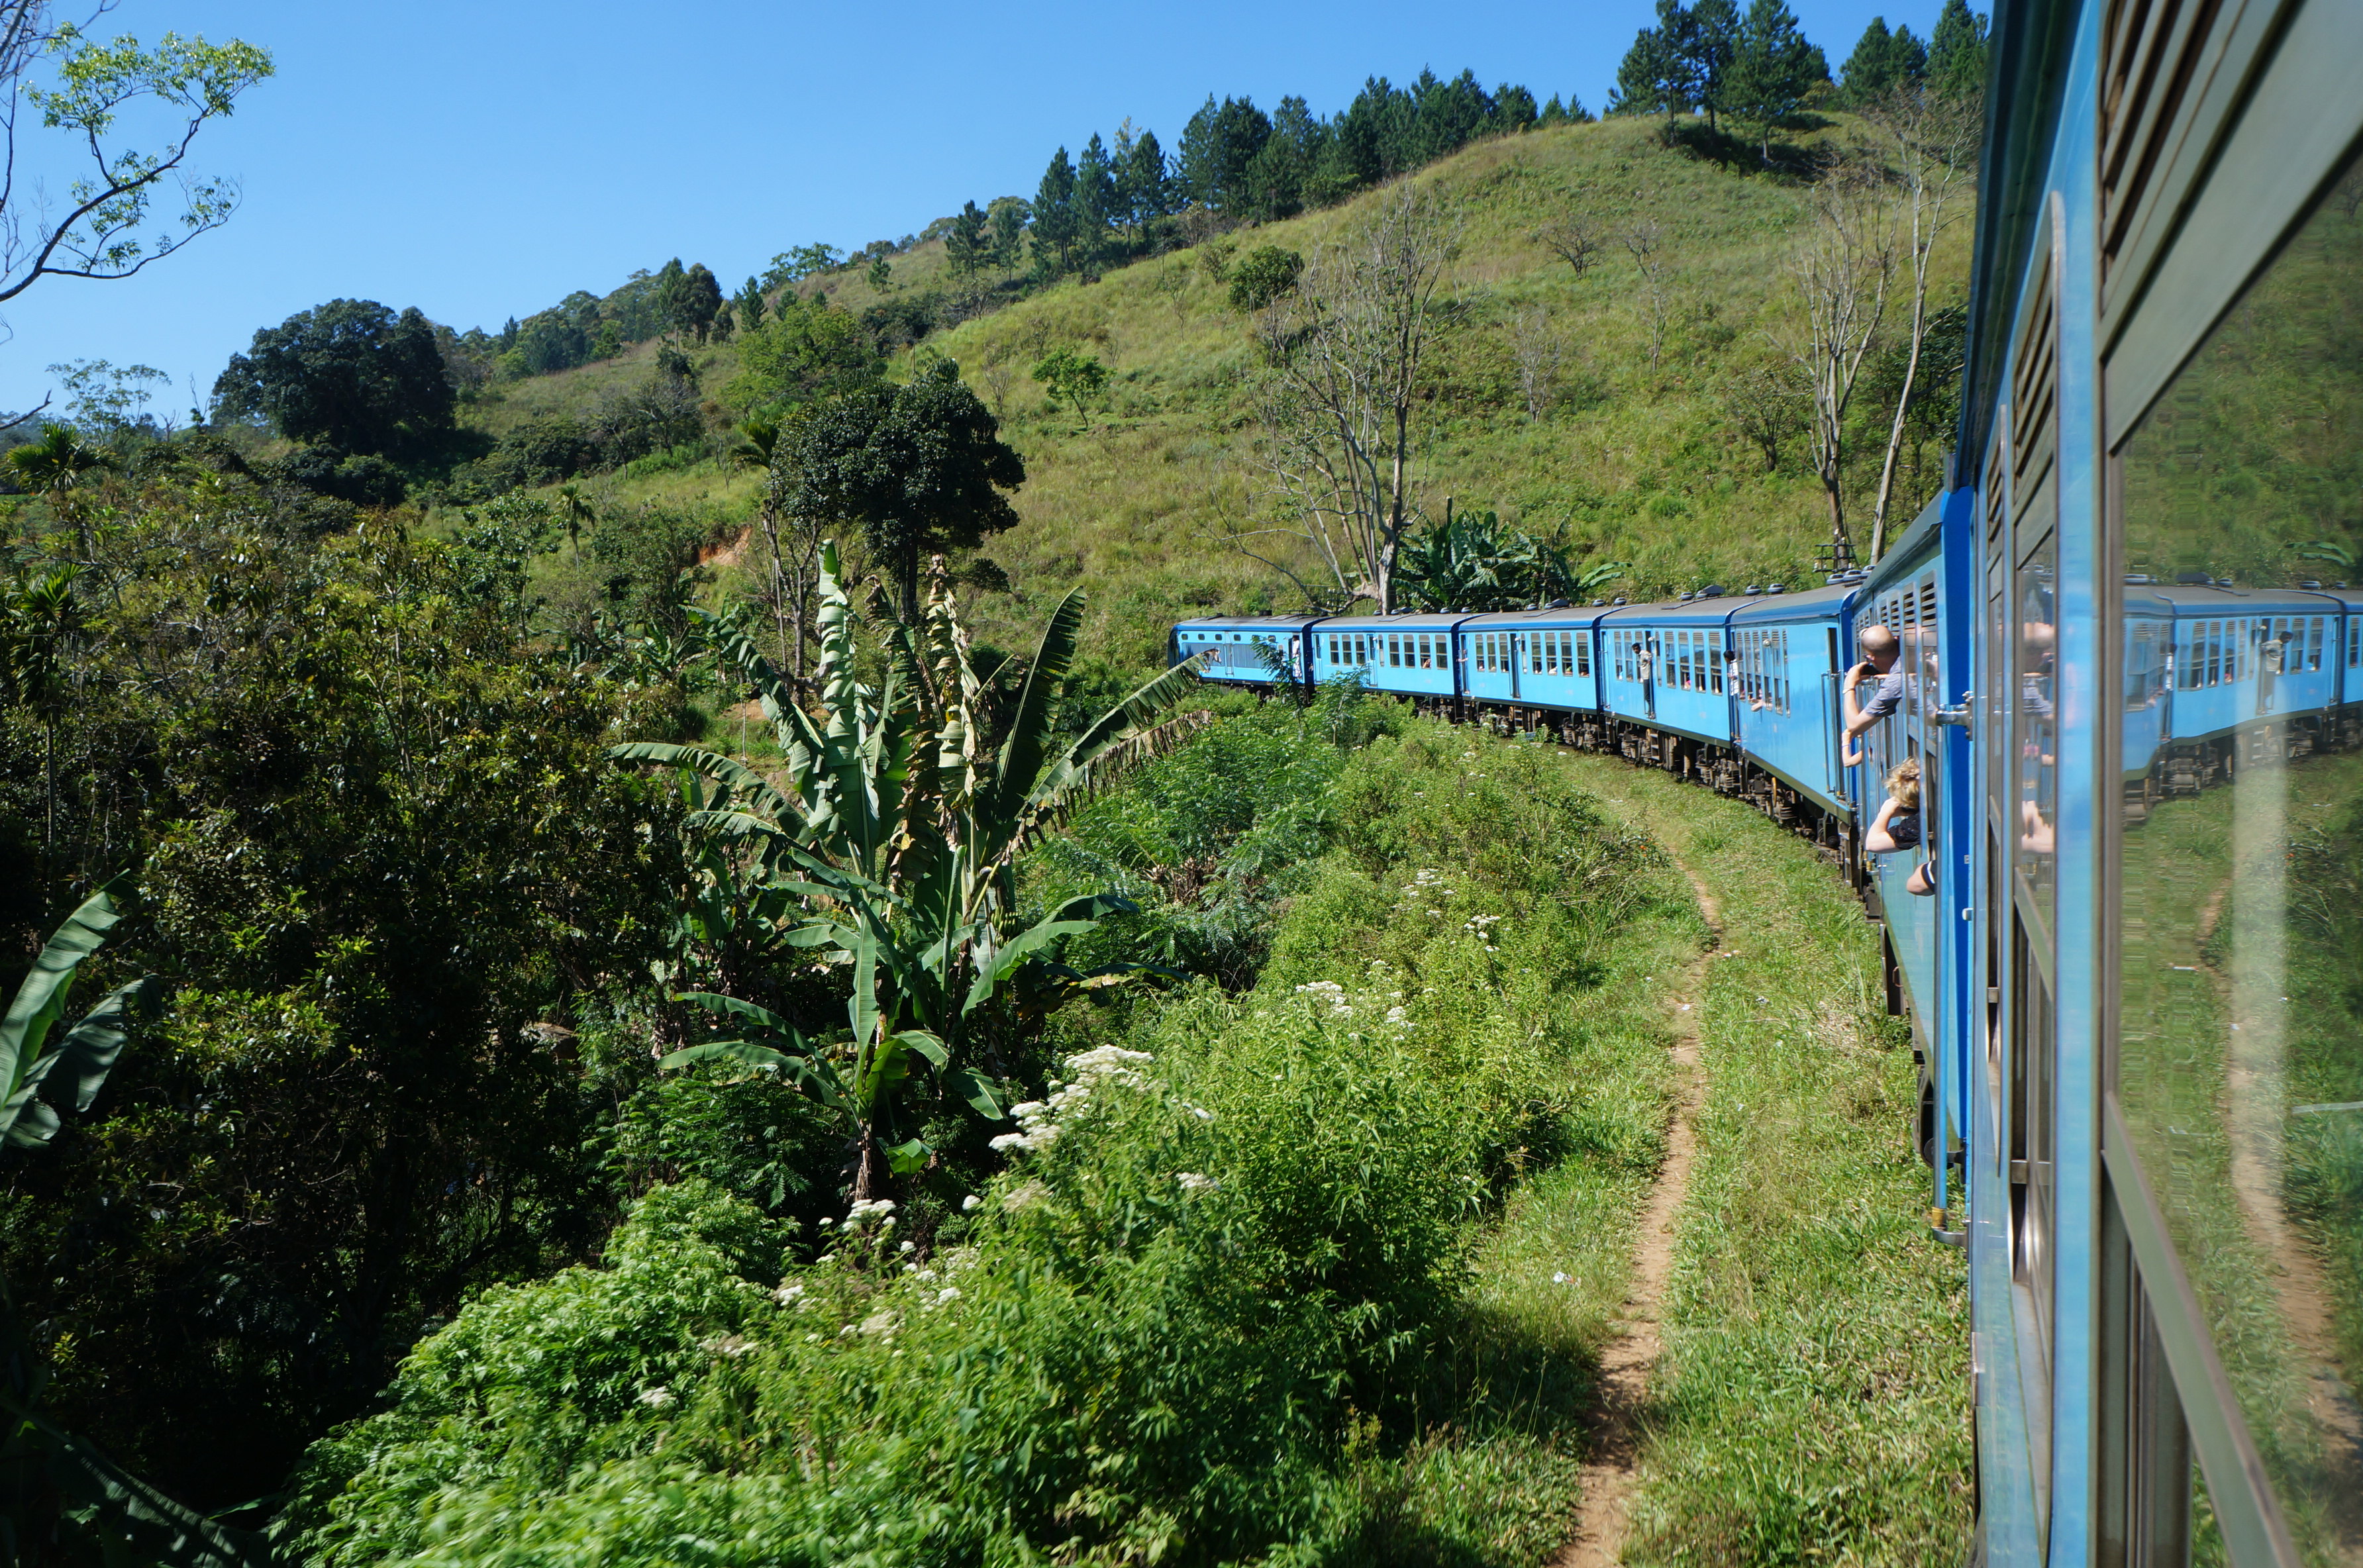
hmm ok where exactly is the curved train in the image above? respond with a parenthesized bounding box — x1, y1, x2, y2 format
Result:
(1174, 1, 2363, 1558)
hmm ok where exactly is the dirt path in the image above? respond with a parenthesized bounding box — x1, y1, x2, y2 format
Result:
(1557, 854, 1723, 1568)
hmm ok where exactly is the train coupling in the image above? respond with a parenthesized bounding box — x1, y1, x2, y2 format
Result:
(1928, 1206, 1968, 1249)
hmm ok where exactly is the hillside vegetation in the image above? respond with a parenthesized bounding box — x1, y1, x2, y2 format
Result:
(462, 111, 1970, 673)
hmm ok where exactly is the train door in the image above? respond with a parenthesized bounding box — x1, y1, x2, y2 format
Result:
(1642, 632, 1657, 720)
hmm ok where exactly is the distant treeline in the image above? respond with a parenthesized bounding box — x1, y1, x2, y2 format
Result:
(468, 66, 1595, 390)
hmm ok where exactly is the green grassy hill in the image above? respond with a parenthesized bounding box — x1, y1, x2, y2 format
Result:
(464, 112, 1970, 671)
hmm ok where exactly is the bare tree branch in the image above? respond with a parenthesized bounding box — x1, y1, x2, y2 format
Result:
(1252, 183, 1463, 613)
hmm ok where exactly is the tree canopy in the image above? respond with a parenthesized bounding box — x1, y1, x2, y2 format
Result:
(780, 360, 1025, 620)
(211, 299, 456, 456)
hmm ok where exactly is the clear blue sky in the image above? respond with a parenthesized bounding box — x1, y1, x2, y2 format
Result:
(2, 0, 1944, 420)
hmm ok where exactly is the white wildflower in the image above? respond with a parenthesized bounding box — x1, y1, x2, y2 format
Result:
(898, 1240, 915, 1253)
(773, 1281, 806, 1305)
(638, 1386, 676, 1408)
(962, 1195, 981, 1212)
(700, 1334, 752, 1358)
(1175, 1172, 1218, 1195)
(989, 1132, 1028, 1152)
(936, 1286, 963, 1304)
(842, 1198, 897, 1229)
(859, 1311, 897, 1338)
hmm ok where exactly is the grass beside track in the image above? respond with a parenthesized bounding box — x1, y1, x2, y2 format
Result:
(1549, 752, 1974, 1566)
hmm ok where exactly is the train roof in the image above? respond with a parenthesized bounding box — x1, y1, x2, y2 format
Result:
(1727, 579, 1858, 624)
(1174, 614, 1327, 632)
(1597, 593, 1754, 629)
(1454, 604, 1619, 630)
(2130, 581, 2354, 612)
(1313, 611, 1476, 630)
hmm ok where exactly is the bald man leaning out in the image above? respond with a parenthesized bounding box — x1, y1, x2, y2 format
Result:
(1841, 625, 1904, 764)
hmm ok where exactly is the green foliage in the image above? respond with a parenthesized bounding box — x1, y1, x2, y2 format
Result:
(1395, 507, 1625, 612)
(288, 709, 1683, 1565)
(3, 424, 111, 493)
(1227, 243, 1305, 312)
(1838, 14, 1927, 105)
(1927, 0, 1991, 102)
(725, 293, 883, 410)
(762, 243, 844, 291)
(7, 21, 273, 299)
(777, 360, 1024, 616)
(1029, 346, 1111, 428)
(45, 359, 169, 436)
(211, 299, 456, 457)
(0, 483, 677, 1505)
(619, 545, 1207, 1192)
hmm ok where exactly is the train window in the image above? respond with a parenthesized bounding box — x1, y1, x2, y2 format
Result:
(2015, 527, 2058, 924)
(1577, 635, 1590, 677)
(1709, 633, 1724, 694)
(2114, 139, 2363, 1553)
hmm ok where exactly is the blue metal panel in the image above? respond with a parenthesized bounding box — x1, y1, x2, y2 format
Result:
(1176, 615, 1324, 685)
(1729, 585, 1857, 816)
(1456, 608, 1611, 712)
(1311, 614, 1470, 699)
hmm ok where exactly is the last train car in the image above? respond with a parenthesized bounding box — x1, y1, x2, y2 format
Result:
(1955, 0, 2363, 1561)
(1170, 615, 1319, 687)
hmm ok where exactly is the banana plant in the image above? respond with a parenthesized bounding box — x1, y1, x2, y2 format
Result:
(0, 889, 270, 1567)
(616, 544, 1209, 1196)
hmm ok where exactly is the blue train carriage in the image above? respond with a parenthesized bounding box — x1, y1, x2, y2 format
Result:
(1851, 494, 1966, 1179)
(1309, 612, 1470, 711)
(1595, 591, 1748, 788)
(1725, 579, 1862, 834)
(1170, 614, 1322, 687)
(1454, 604, 1612, 744)
(1957, 0, 2363, 1560)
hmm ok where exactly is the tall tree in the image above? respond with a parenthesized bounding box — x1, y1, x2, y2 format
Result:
(1859, 80, 1981, 558)
(1074, 134, 1118, 274)
(946, 200, 993, 277)
(678, 264, 724, 342)
(1927, 0, 1991, 102)
(987, 196, 1032, 270)
(1242, 95, 1323, 222)
(212, 299, 456, 456)
(1608, 1, 1701, 123)
(735, 275, 767, 332)
(1177, 94, 1272, 215)
(1114, 124, 1168, 231)
(1838, 17, 1927, 105)
(1725, 0, 1827, 161)
(1774, 156, 1895, 563)
(1689, 0, 1742, 133)
(1031, 148, 1079, 277)
(1248, 186, 1462, 613)
(780, 360, 1026, 620)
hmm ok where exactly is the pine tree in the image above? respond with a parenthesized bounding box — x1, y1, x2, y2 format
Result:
(1690, 0, 1742, 132)
(1839, 17, 1927, 105)
(1116, 126, 1168, 230)
(1927, 0, 1990, 101)
(987, 197, 1031, 270)
(947, 200, 992, 277)
(1608, 1, 1702, 122)
(1725, 0, 1824, 159)
(1539, 93, 1568, 126)
(735, 276, 766, 332)
(1075, 134, 1117, 273)
(679, 263, 723, 342)
(1031, 148, 1079, 277)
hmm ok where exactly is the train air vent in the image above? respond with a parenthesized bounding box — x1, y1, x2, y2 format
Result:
(2301, 579, 2325, 591)
(2100, 0, 2227, 323)
(1546, 598, 1571, 609)
(1746, 584, 1764, 596)
(1699, 583, 1724, 597)
(1612, 597, 1628, 606)
(2175, 571, 2211, 584)
(2123, 572, 2153, 584)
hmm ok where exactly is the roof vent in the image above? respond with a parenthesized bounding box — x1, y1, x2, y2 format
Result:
(2175, 571, 2211, 585)
(2123, 572, 2152, 584)
(2214, 577, 2234, 587)
(1679, 591, 1694, 602)
(1611, 597, 1628, 606)
(1767, 583, 1786, 595)
(1589, 599, 1605, 607)
(1698, 583, 1724, 597)
(1745, 584, 1763, 596)
(1546, 598, 1570, 609)
(2300, 579, 2324, 591)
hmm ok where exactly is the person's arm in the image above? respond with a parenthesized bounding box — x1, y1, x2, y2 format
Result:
(1842, 662, 1888, 739)
(1864, 797, 1901, 854)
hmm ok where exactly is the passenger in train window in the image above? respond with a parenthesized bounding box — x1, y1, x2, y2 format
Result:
(1865, 759, 1922, 854)
(1842, 625, 1905, 743)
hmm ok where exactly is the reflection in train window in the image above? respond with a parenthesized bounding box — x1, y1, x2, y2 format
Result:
(2115, 140, 2363, 1558)
(2017, 527, 2058, 918)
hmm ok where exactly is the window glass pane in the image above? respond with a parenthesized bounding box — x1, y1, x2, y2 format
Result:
(2018, 528, 2058, 924)
(2116, 145, 2363, 1557)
